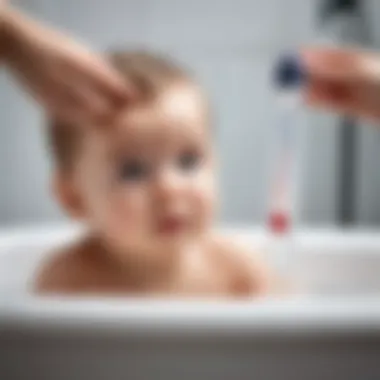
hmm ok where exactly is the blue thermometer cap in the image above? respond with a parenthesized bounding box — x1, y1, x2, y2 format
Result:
(274, 53, 307, 89)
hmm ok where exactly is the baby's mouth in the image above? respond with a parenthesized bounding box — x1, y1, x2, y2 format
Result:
(157, 215, 188, 235)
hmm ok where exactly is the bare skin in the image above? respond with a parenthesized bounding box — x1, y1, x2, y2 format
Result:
(2, 6, 380, 125)
(4, 5, 380, 297)
(0, 6, 275, 298)
(303, 46, 380, 122)
(1, 5, 132, 126)
(0, 1, 6, 59)
(34, 83, 275, 298)
(35, 235, 272, 297)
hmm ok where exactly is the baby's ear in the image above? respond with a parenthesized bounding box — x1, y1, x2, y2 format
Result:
(52, 173, 87, 220)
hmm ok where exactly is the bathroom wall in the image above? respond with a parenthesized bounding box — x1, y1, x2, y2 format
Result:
(0, 0, 378, 227)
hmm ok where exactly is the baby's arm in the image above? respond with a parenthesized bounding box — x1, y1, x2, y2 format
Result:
(228, 242, 294, 296)
(211, 237, 275, 297)
(34, 248, 81, 294)
(228, 243, 275, 296)
(34, 239, 98, 295)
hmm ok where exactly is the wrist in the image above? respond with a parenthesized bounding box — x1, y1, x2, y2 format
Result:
(0, 3, 5, 59)
(1, 7, 13, 60)
(1, 7, 27, 63)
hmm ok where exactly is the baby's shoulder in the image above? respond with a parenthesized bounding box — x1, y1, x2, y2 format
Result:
(207, 234, 273, 296)
(34, 238, 93, 294)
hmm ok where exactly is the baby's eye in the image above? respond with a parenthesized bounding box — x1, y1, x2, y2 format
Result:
(119, 160, 150, 182)
(177, 151, 202, 172)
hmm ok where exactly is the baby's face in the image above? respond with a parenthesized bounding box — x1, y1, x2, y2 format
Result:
(72, 84, 216, 258)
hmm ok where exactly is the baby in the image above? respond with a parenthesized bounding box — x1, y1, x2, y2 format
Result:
(35, 50, 275, 297)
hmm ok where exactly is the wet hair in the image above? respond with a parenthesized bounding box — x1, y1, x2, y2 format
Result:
(48, 50, 202, 172)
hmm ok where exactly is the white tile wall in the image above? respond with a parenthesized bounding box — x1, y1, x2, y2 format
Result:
(3, 0, 378, 226)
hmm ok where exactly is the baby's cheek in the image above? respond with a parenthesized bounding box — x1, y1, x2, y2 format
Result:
(192, 174, 216, 224)
(107, 189, 150, 234)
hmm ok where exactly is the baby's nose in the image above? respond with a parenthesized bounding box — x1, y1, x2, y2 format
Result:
(154, 168, 185, 200)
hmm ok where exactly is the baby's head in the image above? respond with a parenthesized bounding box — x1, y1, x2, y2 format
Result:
(49, 50, 216, 259)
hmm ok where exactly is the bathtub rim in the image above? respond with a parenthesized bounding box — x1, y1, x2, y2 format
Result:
(1, 223, 380, 252)
(2, 297, 380, 336)
(2, 224, 380, 335)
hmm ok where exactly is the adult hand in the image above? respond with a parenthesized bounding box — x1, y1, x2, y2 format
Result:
(2, 6, 133, 125)
(303, 47, 380, 121)
(0, 1, 7, 56)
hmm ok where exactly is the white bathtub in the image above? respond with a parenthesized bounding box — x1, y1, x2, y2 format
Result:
(1, 225, 380, 380)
